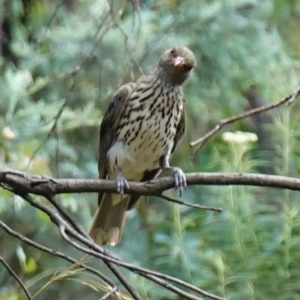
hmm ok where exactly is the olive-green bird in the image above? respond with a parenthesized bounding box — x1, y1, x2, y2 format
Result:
(89, 46, 196, 245)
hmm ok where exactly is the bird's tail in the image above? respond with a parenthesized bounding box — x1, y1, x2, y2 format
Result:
(88, 194, 129, 246)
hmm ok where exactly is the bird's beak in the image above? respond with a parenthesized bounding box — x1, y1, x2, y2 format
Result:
(173, 56, 185, 68)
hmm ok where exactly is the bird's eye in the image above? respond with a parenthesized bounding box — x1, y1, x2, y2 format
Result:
(183, 65, 193, 72)
(170, 48, 175, 55)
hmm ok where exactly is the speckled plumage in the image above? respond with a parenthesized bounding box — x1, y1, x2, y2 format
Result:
(89, 46, 196, 245)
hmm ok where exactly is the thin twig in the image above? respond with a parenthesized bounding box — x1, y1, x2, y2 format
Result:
(105, 259, 141, 300)
(14, 192, 223, 300)
(137, 274, 204, 300)
(18, 193, 142, 300)
(28, 97, 69, 166)
(136, 270, 225, 300)
(46, 0, 65, 27)
(110, 1, 144, 77)
(28, 8, 117, 162)
(190, 87, 300, 158)
(0, 219, 115, 287)
(156, 193, 222, 212)
(45, 194, 88, 237)
(0, 256, 32, 300)
(61, 224, 223, 300)
(99, 286, 118, 300)
(59, 225, 208, 300)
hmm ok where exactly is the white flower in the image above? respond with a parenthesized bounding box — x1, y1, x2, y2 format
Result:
(222, 131, 258, 144)
(2, 126, 16, 140)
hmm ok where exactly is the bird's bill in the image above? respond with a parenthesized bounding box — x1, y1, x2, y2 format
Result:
(173, 56, 185, 67)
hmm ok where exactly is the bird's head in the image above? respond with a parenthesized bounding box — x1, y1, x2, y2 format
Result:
(157, 46, 196, 85)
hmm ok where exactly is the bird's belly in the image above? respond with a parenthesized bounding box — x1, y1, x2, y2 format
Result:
(126, 118, 175, 173)
(133, 137, 168, 169)
(108, 110, 179, 180)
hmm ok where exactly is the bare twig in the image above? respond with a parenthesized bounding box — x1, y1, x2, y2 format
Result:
(156, 193, 222, 212)
(46, 1, 65, 27)
(28, 7, 118, 162)
(45, 194, 88, 236)
(0, 255, 32, 300)
(0, 220, 115, 287)
(11, 192, 224, 300)
(99, 286, 118, 300)
(110, 1, 144, 77)
(17, 193, 142, 300)
(58, 225, 210, 300)
(28, 94, 70, 166)
(103, 258, 142, 300)
(190, 87, 300, 158)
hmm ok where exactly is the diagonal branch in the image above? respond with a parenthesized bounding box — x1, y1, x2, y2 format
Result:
(99, 286, 118, 300)
(58, 225, 215, 300)
(20, 194, 142, 300)
(0, 219, 116, 289)
(12, 192, 224, 300)
(156, 193, 222, 212)
(190, 87, 300, 158)
(0, 256, 32, 300)
(45, 194, 88, 236)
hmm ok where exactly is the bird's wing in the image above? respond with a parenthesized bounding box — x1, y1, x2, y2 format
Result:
(172, 99, 186, 153)
(98, 83, 136, 200)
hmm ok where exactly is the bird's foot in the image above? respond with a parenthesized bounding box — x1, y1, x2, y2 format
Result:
(171, 167, 187, 196)
(116, 173, 129, 194)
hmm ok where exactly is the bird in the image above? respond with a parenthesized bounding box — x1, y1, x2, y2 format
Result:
(88, 46, 196, 246)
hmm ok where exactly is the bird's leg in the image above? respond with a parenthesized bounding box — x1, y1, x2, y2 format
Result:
(116, 172, 129, 194)
(159, 154, 187, 196)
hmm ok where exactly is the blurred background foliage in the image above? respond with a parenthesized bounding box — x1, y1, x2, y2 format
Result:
(1, 0, 300, 299)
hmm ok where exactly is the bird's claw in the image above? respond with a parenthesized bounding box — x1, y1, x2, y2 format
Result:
(172, 167, 187, 196)
(116, 173, 129, 194)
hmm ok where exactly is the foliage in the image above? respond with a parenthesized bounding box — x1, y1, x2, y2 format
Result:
(1, 0, 300, 299)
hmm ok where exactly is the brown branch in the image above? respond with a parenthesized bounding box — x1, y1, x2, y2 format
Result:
(45, 194, 88, 236)
(6, 167, 300, 299)
(58, 225, 211, 300)
(190, 87, 300, 158)
(17, 193, 142, 300)
(11, 192, 224, 300)
(2, 169, 300, 198)
(99, 286, 118, 300)
(0, 256, 32, 300)
(156, 193, 222, 212)
(0, 219, 116, 289)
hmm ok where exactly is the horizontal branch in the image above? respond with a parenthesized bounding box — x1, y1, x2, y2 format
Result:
(1, 169, 300, 198)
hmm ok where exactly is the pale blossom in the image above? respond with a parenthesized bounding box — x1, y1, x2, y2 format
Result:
(2, 126, 16, 140)
(222, 131, 258, 144)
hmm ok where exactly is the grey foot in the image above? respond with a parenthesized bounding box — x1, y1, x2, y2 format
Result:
(172, 167, 187, 196)
(116, 173, 129, 194)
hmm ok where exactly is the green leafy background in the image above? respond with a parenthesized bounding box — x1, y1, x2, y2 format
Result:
(1, 0, 300, 299)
